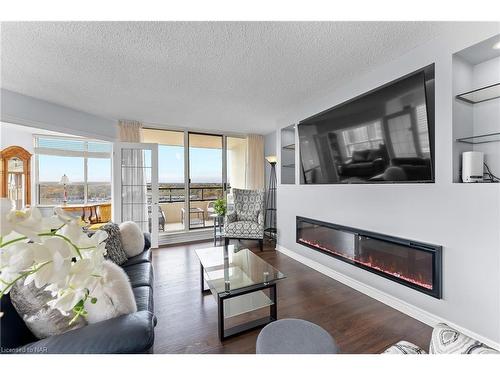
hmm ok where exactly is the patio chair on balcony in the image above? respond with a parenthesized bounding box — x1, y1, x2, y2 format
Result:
(148, 205, 166, 232)
(223, 188, 265, 251)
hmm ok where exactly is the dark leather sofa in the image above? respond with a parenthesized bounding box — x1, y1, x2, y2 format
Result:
(0, 234, 156, 354)
(339, 145, 389, 179)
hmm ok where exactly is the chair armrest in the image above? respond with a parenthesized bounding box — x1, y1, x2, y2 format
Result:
(257, 210, 264, 226)
(17, 311, 155, 354)
(225, 211, 237, 224)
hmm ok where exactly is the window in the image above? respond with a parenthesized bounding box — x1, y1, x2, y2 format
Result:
(342, 121, 383, 157)
(35, 136, 112, 205)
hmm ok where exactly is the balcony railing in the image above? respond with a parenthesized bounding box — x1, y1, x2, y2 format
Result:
(155, 186, 225, 203)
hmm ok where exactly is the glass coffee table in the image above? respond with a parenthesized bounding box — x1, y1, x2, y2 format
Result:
(195, 245, 286, 340)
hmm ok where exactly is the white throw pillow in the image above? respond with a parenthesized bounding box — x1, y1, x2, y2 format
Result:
(84, 260, 137, 324)
(119, 221, 145, 258)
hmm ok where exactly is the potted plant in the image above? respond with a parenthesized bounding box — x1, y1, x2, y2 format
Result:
(213, 198, 226, 216)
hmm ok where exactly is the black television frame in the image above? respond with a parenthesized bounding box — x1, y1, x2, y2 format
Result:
(298, 64, 436, 184)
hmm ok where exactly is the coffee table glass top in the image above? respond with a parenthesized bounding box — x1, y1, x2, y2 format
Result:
(195, 245, 285, 295)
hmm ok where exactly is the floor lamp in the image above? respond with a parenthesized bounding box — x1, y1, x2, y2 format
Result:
(264, 155, 277, 241)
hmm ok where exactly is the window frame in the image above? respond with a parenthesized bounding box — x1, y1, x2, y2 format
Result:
(34, 135, 112, 205)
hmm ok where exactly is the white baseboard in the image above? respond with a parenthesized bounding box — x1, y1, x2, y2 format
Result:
(276, 244, 500, 351)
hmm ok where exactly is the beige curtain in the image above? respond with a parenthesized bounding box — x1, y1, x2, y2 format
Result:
(246, 134, 265, 190)
(118, 120, 143, 142)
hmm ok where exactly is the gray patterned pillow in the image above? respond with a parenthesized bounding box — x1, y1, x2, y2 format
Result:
(9, 279, 86, 339)
(101, 222, 128, 265)
(383, 341, 426, 354)
(430, 323, 498, 354)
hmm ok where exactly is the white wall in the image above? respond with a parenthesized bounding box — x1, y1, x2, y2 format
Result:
(272, 23, 500, 345)
(0, 122, 36, 153)
(472, 56, 500, 175)
(1, 89, 117, 141)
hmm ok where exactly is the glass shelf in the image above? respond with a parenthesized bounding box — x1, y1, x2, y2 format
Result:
(456, 132, 500, 144)
(456, 83, 500, 104)
(282, 163, 295, 168)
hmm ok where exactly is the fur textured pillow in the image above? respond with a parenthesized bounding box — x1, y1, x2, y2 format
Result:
(119, 221, 145, 258)
(84, 260, 137, 324)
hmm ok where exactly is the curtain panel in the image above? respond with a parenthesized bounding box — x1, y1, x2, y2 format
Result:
(117, 120, 147, 231)
(246, 134, 265, 190)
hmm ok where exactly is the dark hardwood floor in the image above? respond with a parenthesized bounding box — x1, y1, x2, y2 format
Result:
(152, 239, 432, 354)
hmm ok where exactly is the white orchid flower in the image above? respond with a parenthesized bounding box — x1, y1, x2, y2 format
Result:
(1, 242, 35, 273)
(0, 198, 14, 237)
(1, 206, 47, 243)
(47, 288, 86, 314)
(56, 220, 108, 249)
(24, 237, 72, 289)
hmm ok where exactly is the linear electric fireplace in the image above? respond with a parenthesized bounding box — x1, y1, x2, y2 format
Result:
(296, 216, 442, 298)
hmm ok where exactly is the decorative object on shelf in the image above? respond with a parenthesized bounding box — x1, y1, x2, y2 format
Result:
(264, 155, 277, 241)
(0, 199, 110, 325)
(462, 151, 484, 183)
(456, 132, 500, 144)
(456, 82, 500, 104)
(59, 174, 70, 205)
(0, 145, 32, 209)
(213, 198, 227, 216)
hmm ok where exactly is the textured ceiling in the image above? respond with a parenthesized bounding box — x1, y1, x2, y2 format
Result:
(1, 22, 458, 134)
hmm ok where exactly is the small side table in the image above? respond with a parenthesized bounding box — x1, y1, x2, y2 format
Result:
(210, 214, 224, 246)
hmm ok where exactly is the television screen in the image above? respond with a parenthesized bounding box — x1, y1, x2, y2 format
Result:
(298, 65, 435, 184)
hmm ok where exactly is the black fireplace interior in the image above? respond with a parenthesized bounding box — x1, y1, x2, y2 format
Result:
(296, 216, 442, 298)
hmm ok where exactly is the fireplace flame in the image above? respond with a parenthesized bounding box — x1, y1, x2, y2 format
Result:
(298, 238, 433, 290)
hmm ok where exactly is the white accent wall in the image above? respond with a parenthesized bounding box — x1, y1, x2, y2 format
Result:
(271, 23, 500, 345)
(1, 89, 117, 141)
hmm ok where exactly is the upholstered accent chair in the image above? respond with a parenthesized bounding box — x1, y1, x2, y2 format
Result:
(223, 188, 265, 251)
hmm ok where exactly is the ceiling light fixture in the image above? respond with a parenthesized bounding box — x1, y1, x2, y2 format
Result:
(493, 40, 500, 50)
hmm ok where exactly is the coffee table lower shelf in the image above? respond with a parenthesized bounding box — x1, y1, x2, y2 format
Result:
(216, 283, 277, 340)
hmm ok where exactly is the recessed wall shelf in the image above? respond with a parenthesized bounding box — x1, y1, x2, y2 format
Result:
(456, 132, 500, 144)
(456, 82, 500, 104)
(280, 124, 296, 184)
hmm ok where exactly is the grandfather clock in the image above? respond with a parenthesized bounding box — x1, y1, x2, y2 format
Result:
(1, 146, 32, 209)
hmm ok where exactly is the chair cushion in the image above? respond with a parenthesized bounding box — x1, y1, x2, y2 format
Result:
(233, 188, 264, 222)
(383, 341, 426, 354)
(133, 286, 154, 313)
(429, 323, 498, 354)
(122, 249, 152, 267)
(224, 221, 263, 239)
(256, 318, 338, 354)
(123, 262, 153, 288)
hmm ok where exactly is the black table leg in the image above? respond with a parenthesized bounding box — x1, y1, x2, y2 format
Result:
(217, 295, 225, 341)
(270, 283, 277, 320)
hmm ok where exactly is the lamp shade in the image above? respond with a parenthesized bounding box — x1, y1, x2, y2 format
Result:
(59, 174, 70, 185)
(265, 155, 277, 164)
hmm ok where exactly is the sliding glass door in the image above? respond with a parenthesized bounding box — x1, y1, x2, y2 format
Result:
(140, 128, 247, 237)
(188, 133, 224, 230)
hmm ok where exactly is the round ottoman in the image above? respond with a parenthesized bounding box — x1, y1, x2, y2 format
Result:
(256, 318, 338, 354)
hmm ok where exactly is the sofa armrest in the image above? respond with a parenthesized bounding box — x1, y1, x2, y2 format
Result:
(17, 311, 155, 354)
(143, 232, 151, 250)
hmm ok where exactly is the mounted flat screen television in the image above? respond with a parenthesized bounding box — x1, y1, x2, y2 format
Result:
(298, 64, 435, 184)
